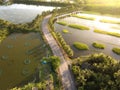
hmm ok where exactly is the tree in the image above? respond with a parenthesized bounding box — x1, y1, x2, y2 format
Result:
(72, 53, 120, 90)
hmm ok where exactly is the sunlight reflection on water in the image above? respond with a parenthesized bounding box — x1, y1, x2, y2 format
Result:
(0, 4, 56, 23)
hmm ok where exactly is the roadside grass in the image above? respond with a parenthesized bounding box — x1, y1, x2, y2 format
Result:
(62, 29, 69, 33)
(72, 14, 95, 20)
(92, 42, 105, 49)
(100, 19, 120, 24)
(112, 47, 120, 55)
(57, 21, 67, 26)
(94, 29, 120, 37)
(68, 24, 90, 30)
(73, 42, 89, 50)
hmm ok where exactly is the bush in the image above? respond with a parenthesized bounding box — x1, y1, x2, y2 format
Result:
(73, 42, 89, 50)
(112, 47, 120, 55)
(94, 29, 120, 37)
(50, 56, 60, 72)
(112, 26, 120, 30)
(56, 32, 74, 57)
(62, 29, 69, 33)
(72, 14, 95, 20)
(42, 56, 60, 72)
(68, 24, 90, 30)
(92, 42, 105, 49)
(57, 21, 67, 26)
(100, 19, 120, 24)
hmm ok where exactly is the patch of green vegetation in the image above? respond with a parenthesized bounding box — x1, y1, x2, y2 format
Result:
(112, 26, 120, 30)
(92, 42, 105, 49)
(73, 42, 89, 50)
(12, 81, 47, 90)
(0, 29, 9, 43)
(62, 29, 69, 33)
(112, 47, 120, 55)
(100, 19, 120, 24)
(68, 24, 90, 30)
(57, 21, 67, 26)
(81, 11, 101, 15)
(94, 29, 120, 37)
(56, 32, 74, 57)
(72, 14, 95, 20)
(72, 53, 120, 90)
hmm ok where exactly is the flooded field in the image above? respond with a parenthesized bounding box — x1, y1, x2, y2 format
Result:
(55, 13, 120, 60)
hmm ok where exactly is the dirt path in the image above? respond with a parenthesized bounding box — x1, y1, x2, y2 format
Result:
(42, 15, 76, 90)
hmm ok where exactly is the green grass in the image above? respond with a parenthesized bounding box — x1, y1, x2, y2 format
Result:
(92, 42, 105, 49)
(112, 47, 120, 55)
(73, 42, 89, 50)
(94, 29, 120, 37)
(57, 21, 67, 26)
(62, 29, 69, 33)
(100, 19, 120, 24)
(72, 14, 95, 20)
(68, 24, 90, 30)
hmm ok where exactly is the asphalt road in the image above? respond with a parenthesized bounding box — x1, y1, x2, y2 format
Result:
(42, 15, 76, 90)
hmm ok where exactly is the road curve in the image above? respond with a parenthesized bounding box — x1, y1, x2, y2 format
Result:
(42, 15, 76, 90)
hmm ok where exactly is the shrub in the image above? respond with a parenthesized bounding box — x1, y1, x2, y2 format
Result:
(73, 42, 89, 50)
(72, 14, 95, 20)
(92, 42, 105, 49)
(57, 21, 67, 26)
(100, 19, 120, 24)
(112, 47, 120, 55)
(62, 29, 69, 33)
(112, 26, 120, 30)
(68, 24, 90, 30)
(94, 29, 120, 37)
(56, 32, 74, 57)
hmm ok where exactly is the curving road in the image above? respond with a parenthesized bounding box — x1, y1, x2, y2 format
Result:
(42, 15, 76, 90)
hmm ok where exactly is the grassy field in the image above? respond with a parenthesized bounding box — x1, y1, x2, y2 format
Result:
(68, 24, 90, 30)
(92, 42, 105, 49)
(94, 29, 120, 37)
(73, 42, 89, 50)
(112, 47, 120, 55)
(0, 32, 50, 90)
(72, 14, 95, 20)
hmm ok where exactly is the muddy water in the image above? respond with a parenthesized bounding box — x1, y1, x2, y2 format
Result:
(0, 32, 47, 90)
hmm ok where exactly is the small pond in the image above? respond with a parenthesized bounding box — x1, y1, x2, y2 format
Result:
(54, 14, 120, 60)
(0, 32, 49, 90)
